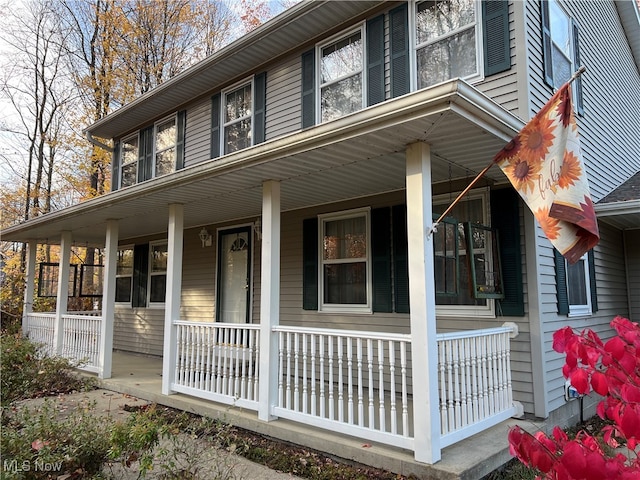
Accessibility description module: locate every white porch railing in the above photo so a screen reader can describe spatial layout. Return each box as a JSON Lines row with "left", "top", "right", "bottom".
{"left": 22, "top": 312, "right": 103, "bottom": 373}
{"left": 171, "top": 321, "right": 260, "bottom": 410}
{"left": 272, "top": 326, "right": 415, "bottom": 450}
{"left": 437, "top": 326, "right": 519, "bottom": 448}
{"left": 22, "top": 312, "right": 56, "bottom": 357}
{"left": 61, "top": 314, "right": 102, "bottom": 373}
{"left": 270, "top": 324, "right": 518, "bottom": 451}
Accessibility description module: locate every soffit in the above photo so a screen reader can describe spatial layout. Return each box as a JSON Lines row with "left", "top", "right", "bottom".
{"left": 2, "top": 80, "right": 524, "bottom": 246}
{"left": 87, "top": 0, "right": 387, "bottom": 139}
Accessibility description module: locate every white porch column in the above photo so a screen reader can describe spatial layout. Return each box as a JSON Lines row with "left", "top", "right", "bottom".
{"left": 258, "top": 180, "right": 281, "bottom": 421}
{"left": 54, "top": 231, "right": 72, "bottom": 355}
{"left": 99, "top": 220, "right": 118, "bottom": 379}
{"left": 162, "top": 203, "right": 184, "bottom": 395}
{"left": 405, "top": 142, "right": 441, "bottom": 464}
{"left": 22, "top": 240, "right": 37, "bottom": 331}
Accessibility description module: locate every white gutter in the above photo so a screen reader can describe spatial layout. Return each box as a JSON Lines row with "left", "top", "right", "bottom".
{"left": 85, "top": 131, "right": 114, "bottom": 153}
{"left": 595, "top": 199, "right": 640, "bottom": 216}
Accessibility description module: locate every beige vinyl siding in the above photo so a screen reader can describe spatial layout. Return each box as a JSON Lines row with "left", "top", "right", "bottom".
{"left": 183, "top": 100, "right": 212, "bottom": 168}
{"left": 114, "top": 307, "right": 164, "bottom": 356}
{"left": 475, "top": 0, "right": 520, "bottom": 115}
{"left": 265, "top": 55, "right": 302, "bottom": 141}
{"left": 626, "top": 230, "right": 640, "bottom": 323}
{"left": 542, "top": 223, "right": 629, "bottom": 412}
{"left": 524, "top": 0, "right": 640, "bottom": 414}
{"left": 180, "top": 227, "right": 216, "bottom": 321}
{"left": 525, "top": 0, "right": 640, "bottom": 201}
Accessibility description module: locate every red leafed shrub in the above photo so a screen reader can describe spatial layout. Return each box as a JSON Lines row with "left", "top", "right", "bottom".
{"left": 508, "top": 316, "right": 640, "bottom": 479}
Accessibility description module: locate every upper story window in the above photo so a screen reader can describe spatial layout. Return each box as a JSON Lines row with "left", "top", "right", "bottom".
{"left": 319, "top": 28, "right": 364, "bottom": 123}
{"left": 115, "top": 246, "right": 134, "bottom": 303}
{"left": 154, "top": 116, "right": 177, "bottom": 177}
{"left": 149, "top": 242, "right": 167, "bottom": 304}
{"left": 120, "top": 134, "right": 139, "bottom": 188}
{"left": 319, "top": 208, "right": 371, "bottom": 313}
{"left": 223, "top": 81, "right": 253, "bottom": 154}
{"left": 116, "top": 113, "right": 180, "bottom": 190}
{"left": 542, "top": 0, "right": 583, "bottom": 112}
{"left": 415, "top": 0, "right": 480, "bottom": 89}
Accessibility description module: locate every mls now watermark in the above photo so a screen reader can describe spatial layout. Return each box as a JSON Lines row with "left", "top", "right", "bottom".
{"left": 3, "top": 459, "right": 64, "bottom": 474}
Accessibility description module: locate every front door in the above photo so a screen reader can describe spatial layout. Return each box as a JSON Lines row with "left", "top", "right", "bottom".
{"left": 216, "top": 226, "right": 251, "bottom": 323}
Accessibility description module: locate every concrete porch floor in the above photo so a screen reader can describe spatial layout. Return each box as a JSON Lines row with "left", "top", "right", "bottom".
{"left": 93, "top": 351, "right": 542, "bottom": 480}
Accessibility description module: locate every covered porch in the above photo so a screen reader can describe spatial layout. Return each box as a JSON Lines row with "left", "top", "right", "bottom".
{"left": 10, "top": 80, "right": 527, "bottom": 465}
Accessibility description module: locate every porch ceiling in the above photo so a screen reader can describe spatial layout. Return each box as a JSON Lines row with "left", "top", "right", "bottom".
{"left": 1, "top": 80, "right": 524, "bottom": 247}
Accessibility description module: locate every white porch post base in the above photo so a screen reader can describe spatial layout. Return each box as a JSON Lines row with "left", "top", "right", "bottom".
{"left": 258, "top": 180, "right": 281, "bottom": 421}
{"left": 54, "top": 231, "right": 72, "bottom": 355}
{"left": 162, "top": 204, "right": 184, "bottom": 395}
{"left": 406, "top": 142, "right": 441, "bottom": 464}
{"left": 99, "top": 220, "right": 118, "bottom": 379}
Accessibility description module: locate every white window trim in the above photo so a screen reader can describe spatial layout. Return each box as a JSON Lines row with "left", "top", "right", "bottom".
{"left": 119, "top": 132, "right": 139, "bottom": 189}
{"left": 316, "top": 24, "right": 367, "bottom": 124}
{"left": 148, "top": 240, "right": 168, "bottom": 307}
{"left": 318, "top": 208, "right": 372, "bottom": 314}
{"left": 432, "top": 190, "right": 495, "bottom": 318}
{"left": 410, "top": 0, "right": 484, "bottom": 92}
{"left": 548, "top": 0, "right": 580, "bottom": 104}
{"left": 115, "top": 245, "right": 134, "bottom": 304}
{"left": 152, "top": 114, "right": 178, "bottom": 178}
{"left": 567, "top": 252, "right": 592, "bottom": 317}
{"left": 221, "top": 77, "right": 255, "bottom": 155}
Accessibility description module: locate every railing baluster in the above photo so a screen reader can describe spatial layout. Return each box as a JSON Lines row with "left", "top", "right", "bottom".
{"left": 337, "top": 336, "right": 344, "bottom": 423}
{"left": 377, "top": 339, "right": 385, "bottom": 432}
{"left": 347, "top": 336, "right": 354, "bottom": 424}
{"left": 389, "top": 340, "right": 397, "bottom": 435}
{"left": 328, "top": 336, "right": 334, "bottom": 421}
{"left": 400, "top": 341, "right": 408, "bottom": 436}
{"left": 310, "top": 334, "right": 316, "bottom": 416}
{"left": 319, "top": 335, "right": 325, "bottom": 418}
{"left": 357, "top": 337, "right": 364, "bottom": 427}
{"left": 367, "top": 338, "right": 374, "bottom": 430}
{"left": 294, "top": 332, "right": 300, "bottom": 412}
{"left": 453, "top": 338, "right": 461, "bottom": 429}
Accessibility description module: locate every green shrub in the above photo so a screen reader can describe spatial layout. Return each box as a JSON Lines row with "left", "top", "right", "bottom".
{"left": 1, "top": 399, "right": 113, "bottom": 478}
{"left": 0, "top": 332, "right": 95, "bottom": 407}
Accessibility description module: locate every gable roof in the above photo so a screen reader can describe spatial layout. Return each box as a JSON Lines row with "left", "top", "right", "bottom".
{"left": 86, "top": 0, "right": 387, "bottom": 140}
{"left": 595, "top": 170, "right": 640, "bottom": 230}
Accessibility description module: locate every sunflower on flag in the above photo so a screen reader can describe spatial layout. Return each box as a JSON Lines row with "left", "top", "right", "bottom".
{"left": 492, "top": 80, "right": 599, "bottom": 264}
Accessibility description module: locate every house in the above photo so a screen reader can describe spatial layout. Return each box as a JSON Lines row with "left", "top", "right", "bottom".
{"left": 2, "top": 0, "right": 639, "bottom": 476}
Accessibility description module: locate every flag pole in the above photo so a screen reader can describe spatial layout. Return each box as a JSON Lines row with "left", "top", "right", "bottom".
{"left": 427, "top": 66, "right": 586, "bottom": 237}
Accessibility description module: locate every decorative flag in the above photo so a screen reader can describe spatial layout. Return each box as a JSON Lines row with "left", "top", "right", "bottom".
{"left": 493, "top": 83, "right": 599, "bottom": 264}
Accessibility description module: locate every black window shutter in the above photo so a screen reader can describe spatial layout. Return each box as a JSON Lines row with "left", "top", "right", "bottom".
{"left": 138, "top": 126, "right": 153, "bottom": 182}
{"left": 554, "top": 248, "right": 570, "bottom": 315}
{"left": 254, "top": 72, "right": 267, "bottom": 144}
{"left": 301, "top": 49, "right": 316, "bottom": 129}
{"left": 392, "top": 204, "right": 410, "bottom": 314}
{"left": 132, "top": 243, "right": 149, "bottom": 308}
{"left": 541, "top": 0, "right": 554, "bottom": 88}
{"left": 367, "top": 15, "right": 385, "bottom": 106}
{"left": 111, "top": 140, "right": 120, "bottom": 191}
{"left": 210, "top": 93, "right": 221, "bottom": 159}
{"left": 371, "top": 207, "right": 392, "bottom": 312}
{"left": 482, "top": 0, "right": 511, "bottom": 76}
{"left": 302, "top": 217, "right": 318, "bottom": 310}
{"left": 176, "top": 110, "right": 186, "bottom": 170}
{"left": 572, "top": 22, "right": 584, "bottom": 115}
{"left": 389, "top": 4, "right": 409, "bottom": 98}
{"left": 491, "top": 189, "right": 525, "bottom": 316}
{"left": 588, "top": 249, "right": 598, "bottom": 312}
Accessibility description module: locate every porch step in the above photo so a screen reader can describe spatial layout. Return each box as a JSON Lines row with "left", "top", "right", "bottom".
{"left": 96, "top": 373, "right": 526, "bottom": 480}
